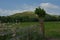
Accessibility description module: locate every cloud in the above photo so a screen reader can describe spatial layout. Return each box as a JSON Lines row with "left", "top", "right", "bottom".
{"left": 0, "top": 4, "right": 36, "bottom": 16}
{"left": 0, "top": 9, "right": 20, "bottom": 16}
{"left": 40, "top": 3, "right": 60, "bottom": 15}
{"left": 21, "top": 4, "right": 35, "bottom": 11}
{"left": 0, "top": 3, "right": 60, "bottom": 16}
{"left": 40, "top": 3, "right": 59, "bottom": 9}
{"left": 0, "top": 9, "right": 29, "bottom": 16}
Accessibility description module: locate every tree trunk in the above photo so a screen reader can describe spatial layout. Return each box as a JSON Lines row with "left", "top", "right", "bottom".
{"left": 39, "top": 18, "right": 45, "bottom": 39}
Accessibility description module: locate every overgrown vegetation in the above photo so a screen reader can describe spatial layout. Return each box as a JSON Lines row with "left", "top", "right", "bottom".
{"left": 0, "top": 22, "right": 60, "bottom": 40}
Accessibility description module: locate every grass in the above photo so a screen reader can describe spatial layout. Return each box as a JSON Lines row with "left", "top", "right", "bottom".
{"left": 45, "top": 22, "right": 60, "bottom": 38}
{"left": 17, "top": 22, "right": 60, "bottom": 38}
{"left": 0, "top": 22, "right": 60, "bottom": 40}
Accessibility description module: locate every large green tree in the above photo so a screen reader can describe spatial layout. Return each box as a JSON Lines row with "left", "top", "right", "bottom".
{"left": 35, "top": 7, "right": 46, "bottom": 39}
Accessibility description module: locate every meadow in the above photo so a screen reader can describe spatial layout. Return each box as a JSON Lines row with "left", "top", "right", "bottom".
{"left": 0, "top": 22, "right": 60, "bottom": 40}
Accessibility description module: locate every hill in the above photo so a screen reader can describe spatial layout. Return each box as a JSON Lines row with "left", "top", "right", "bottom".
{"left": 10, "top": 11, "right": 38, "bottom": 18}
{"left": 0, "top": 11, "right": 60, "bottom": 23}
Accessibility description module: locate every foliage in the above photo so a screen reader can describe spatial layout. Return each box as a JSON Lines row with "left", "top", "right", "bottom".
{"left": 0, "top": 22, "right": 60, "bottom": 40}
{"left": 0, "top": 23, "right": 43, "bottom": 40}
{"left": 35, "top": 7, "right": 46, "bottom": 17}
{"left": 0, "top": 11, "right": 60, "bottom": 23}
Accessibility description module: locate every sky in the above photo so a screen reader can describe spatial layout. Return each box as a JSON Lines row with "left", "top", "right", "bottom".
{"left": 0, "top": 0, "right": 60, "bottom": 16}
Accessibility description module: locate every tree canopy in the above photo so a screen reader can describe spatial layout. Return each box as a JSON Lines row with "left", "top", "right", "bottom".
{"left": 35, "top": 7, "right": 46, "bottom": 17}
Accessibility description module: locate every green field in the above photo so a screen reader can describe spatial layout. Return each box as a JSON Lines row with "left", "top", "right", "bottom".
{"left": 5, "top": 22, "right": 60, "bottom": 37}
{"left": 0, "top": 22, "right": 60, "bottom": 40}
{"left": 19, "top": 22, "right": 60, "bottom": 38}
{"left": 44, "top": 22, "right": 60, "bottom": 38}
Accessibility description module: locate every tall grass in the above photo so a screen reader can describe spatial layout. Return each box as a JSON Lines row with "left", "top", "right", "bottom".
{"left": 0, "top": 22, "right": 44, "bottom": 40}
{"left": 0, "top": 22, "right": 60, "bottom": 40}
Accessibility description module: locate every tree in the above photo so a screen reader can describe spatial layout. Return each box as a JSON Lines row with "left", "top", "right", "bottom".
{"left": 35, "top": 7, "right": 46, "bottom": 39}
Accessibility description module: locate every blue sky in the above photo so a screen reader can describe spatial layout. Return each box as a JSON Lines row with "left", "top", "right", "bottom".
{"left": 0, "top": 0, "right": 60, "bottom": 16}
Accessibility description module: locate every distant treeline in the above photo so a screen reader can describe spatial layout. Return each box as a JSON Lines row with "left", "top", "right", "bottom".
{"left": 0, "top": 12, "right": 60, "bottom": 23}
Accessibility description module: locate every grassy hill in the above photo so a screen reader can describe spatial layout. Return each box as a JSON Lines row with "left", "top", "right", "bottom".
{"left": 0, "top": 11, "right": 60, "bottom": 23}
{"left": 10, "top": 11, "right": 38, "bottom": 18}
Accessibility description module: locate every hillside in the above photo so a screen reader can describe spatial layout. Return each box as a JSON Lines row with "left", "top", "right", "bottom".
{"left": 10, "top": 11, "right": 38, "bottom": 18}
{"left": 0, "top": 11, "right": 60, "bottom": 23}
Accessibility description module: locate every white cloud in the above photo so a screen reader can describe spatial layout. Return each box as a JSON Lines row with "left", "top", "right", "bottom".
{"left": 40, "top": 3, "right": 59, "bottom": 9}
{"left": 0, "top": 3, "right": 60, "bottom": 16}
{"left": 40, "top": 3, "right": 60, "bottom": 15}
{"left": 0, "top": 9, "right": 29, "bottom": 16}
{"left": 0, "top": 9, "right": 21, "bottom": 16}
{"left": 0, "top": 4, "right": 36, "bottom": 16}
{"left": 21, "top": 4, "right": 36, "bottom": 11}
